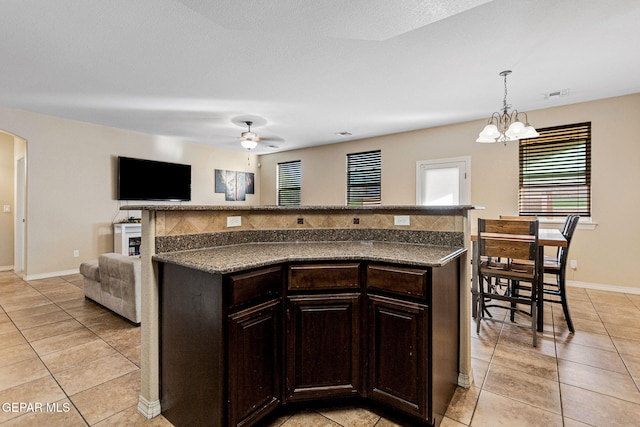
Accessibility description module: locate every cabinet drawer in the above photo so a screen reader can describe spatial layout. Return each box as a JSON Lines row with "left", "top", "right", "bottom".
{"left": 288, "top": 263, "right": 360, "bottom": 291}
{"left": 367, "top": 264, "right": 429, "bottom": 299}
{"left": 228, "top": 266, "right": 282, "bottom": 308}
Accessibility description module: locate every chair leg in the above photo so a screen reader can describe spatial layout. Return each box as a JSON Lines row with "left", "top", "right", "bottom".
{"left": 531, "top": 298, "right": 537, "bottom": 347}
{"left": 476, "top": 298, "right": 482, "bottom": 334}
{"left": 510, "top": 280, "right": 518, "bottom": 322}
{"left": 483, "top": 303, "right": 493, "bottom": 318}
{"left": 482, "top": 276, "right": 493, "bottom": 318}
{"left": 558, "top": 272, "right": 575, "bottom": 333}
{"left": 477, "top": 279, "right": 485, "bottom": 334}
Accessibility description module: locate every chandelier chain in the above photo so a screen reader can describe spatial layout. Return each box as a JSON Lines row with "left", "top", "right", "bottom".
{"left": 502, "top": 71, "right": 510, "bottom": 113}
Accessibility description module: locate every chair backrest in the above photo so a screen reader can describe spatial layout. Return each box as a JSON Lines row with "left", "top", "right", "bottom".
{"left": 478, "top": 219, "right": 539, "bottom": 262}
{"left": 558, "top": 215, "right": 580, "bottom": 267}
{"left": 499, "top": 215, "right": 538, "bottom": 221}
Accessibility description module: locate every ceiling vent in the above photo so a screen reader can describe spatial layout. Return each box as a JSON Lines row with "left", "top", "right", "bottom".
{"left": 544, "top": 89, "right": 570, "bottom": 100}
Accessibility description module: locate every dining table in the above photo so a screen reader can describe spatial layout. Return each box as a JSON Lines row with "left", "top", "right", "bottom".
{"left": 471, "top": 227, "right": 567, "bottom": 332}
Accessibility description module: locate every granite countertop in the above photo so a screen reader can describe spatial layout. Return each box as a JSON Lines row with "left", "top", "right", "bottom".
{"left": 153, "top": 241, "right": 466, "bottom": 274}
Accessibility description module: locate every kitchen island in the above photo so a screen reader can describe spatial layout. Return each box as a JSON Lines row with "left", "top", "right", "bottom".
{"left": 128, "top": 205, "right": 474, "bottom": 427}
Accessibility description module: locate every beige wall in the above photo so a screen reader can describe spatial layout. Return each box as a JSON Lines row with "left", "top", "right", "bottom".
{"left": 2, "top": 93, "right": 638, "bottom": 288}
{"left": 0, "top": 107, "right": 260, "bottom": 278}
{"left": 259, "top": 94, "right": 640, "bottom": 291}
{"left": 0, "top": 131, "right": 14, "bottom": 268}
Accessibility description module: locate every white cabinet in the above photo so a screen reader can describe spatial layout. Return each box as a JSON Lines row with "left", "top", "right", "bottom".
{"left": 114, "top": 223, "right": 142, "bottom": 256}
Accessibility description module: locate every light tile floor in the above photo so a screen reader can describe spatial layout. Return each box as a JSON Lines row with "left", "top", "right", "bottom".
{"left": 1, "top": 270, "right": 639, "bottom": 426}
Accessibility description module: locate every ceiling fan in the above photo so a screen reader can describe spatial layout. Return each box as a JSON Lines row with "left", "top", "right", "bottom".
{"left": 232, "top": 119, "right": 285, "bottom": 165}
{"left": 235, "top": 119, "right": 285, "bottom": 151}
{"left": 240, "top": 121, "right": 259, "bottom": 150}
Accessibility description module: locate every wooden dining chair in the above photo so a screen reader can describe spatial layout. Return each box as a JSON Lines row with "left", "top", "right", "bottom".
{"left": 481, "top": 215, "right": 539, "bottom": 305}
{"left": 488, "top": 215, "right": 538, "bottom": 290}
{"left": 476, "top": 218, "right": 541, "bottom": 346}
{"left": 543, "top": 215, "right": 580, "bottom": 333}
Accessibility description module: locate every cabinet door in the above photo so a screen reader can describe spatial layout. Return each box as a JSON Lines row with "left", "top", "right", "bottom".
{"left": 228, "top": 299, "right": 281, "bottom": 427}
{"left": 286, "top": 293, "right": 361, "bottom": 401}
{"left": 368, "top": 294, "right": 430, "bottom": 422}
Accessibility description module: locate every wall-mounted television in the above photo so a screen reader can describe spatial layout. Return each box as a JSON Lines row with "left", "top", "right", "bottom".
{"left": 117, "top": 156, "right": 191, "bottom": 201}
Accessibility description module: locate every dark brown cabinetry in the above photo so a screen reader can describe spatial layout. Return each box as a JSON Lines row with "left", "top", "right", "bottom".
{"left": 159, "top": 258, "right": 459, "bottom": 427}
{"left": 366, "top": 261, "right": 461, "bottom": 426}
{"left": 286, "top": 263, "right": 361, "bottom": 401}
{"left": 368, "top": 294, "right": 429, "bottom": 419}
{"left": 160, "top": 264, "right": 282, "bottom": 427}
{"left": 160, "top": 264, "right": 225, "bottom": 426}
{"left": 227, "top": 267, "right": 283, "bottom": 427}
{"left": 228, "top": 299, "right": 281, "bottom": 427}
{"left": 286, "top": 293, "right": 361, "bottom": 401}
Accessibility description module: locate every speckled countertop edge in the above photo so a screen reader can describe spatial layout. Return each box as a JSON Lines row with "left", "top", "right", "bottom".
{"left": 153, "top": 241, "right": 466, "bottom": 275}
{"left": 121, "top": 204, "right": 475, "bottom": 214}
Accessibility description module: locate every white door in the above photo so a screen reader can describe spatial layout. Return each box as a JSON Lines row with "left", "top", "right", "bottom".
{"left": 416, "top": 157, "right": 470, "bottom": 206}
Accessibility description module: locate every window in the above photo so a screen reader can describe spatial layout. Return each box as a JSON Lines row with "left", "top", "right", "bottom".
{"left": 346, "top": 150, "right": 381, "bottom": 205}
{"left": 277, "top": 160, "right": 301, "bottom": 206}
{"left": 416, "top": 157, "right": 470, "bottom": 206}
{"left": 519, "top": 122, "right": 591, "bottom": 217}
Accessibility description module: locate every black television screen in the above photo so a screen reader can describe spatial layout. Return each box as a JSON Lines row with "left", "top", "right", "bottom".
{"left": 117, "top": 156, "right": 191, "bottom": 201}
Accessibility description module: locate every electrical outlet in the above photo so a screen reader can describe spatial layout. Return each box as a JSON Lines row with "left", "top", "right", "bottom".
{"left": 570, "top": 259, "right": 577, "bottom": 269}
{"left": 226, "top": 216, "right": 242, "bottom": 227}
{"left": 73, "top": 250, "right": 80, "bottom": 257}
{"left": 394, "top": 215, "right": 410, "bottom": 226}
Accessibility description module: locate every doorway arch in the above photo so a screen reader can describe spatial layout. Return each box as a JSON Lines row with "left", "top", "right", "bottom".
{"left": 0, "top": 129, "right": 27, "bottom": 277}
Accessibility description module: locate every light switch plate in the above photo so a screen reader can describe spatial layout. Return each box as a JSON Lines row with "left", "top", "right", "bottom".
{"left": 227, "top": 216, "right": 242, "bottom": 227}
{"left": 3, "top": 205, "right": 10, "bottom": 213}
{"left": 394, "top": 215, "right": 410, "bottom": 226}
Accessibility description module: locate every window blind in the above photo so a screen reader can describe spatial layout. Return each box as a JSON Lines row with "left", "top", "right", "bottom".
{"left": 277, "top": 160, "right": 301, "bottom": 206}
{"left": 347, "top": 150, "right": 381, "bottom": 205}
{"left": 519, "top": 122, "right": 591, "bottom": 217}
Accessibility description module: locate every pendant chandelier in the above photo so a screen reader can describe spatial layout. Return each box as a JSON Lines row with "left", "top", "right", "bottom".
{"left": 476, "top": 70, "right": 539, "bottom": 144}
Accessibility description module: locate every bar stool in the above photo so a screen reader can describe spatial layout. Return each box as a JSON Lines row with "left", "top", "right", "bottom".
{"left": 543, "top": 215, "right": 580, "bottom": 333}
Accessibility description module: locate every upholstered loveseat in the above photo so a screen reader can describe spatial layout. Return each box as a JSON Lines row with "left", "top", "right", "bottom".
{"left": 79, "top": 253, "right": 141, "bottom": 325}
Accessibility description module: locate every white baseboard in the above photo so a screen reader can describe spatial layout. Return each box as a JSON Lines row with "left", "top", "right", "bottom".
{"left": 25, "top": 268, "right": 80, "bottom": 281}
{"left": 568, "top": 280, "right": 640, "bottom": 295}
{"left": 137, "top": 395, "right": 161, "bottom": 419}
{"left": 0, "top": 265, "right": 14, "bottom": 272}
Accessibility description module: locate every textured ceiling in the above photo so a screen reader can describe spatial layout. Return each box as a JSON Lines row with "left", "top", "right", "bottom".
{"left": 1, "top": 0, "right": 639, "bottom": 153}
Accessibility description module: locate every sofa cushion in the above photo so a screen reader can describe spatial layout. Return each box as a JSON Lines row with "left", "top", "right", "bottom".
{"left": 96, "top": 253, "right": 142, "bottom": 324}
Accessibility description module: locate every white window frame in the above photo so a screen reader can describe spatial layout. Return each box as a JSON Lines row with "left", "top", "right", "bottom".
{"left": 416, "top": 156, "right": 471, "bottom": 206}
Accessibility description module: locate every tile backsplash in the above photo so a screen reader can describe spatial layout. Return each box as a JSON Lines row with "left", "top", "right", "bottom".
{"left": 155, "top": 210, "right": 463, "bottom": 237}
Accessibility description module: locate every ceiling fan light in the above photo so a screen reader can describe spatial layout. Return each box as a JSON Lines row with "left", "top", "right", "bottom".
{"left": 240, "top": 139, "right": 258, "bottom": 150}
